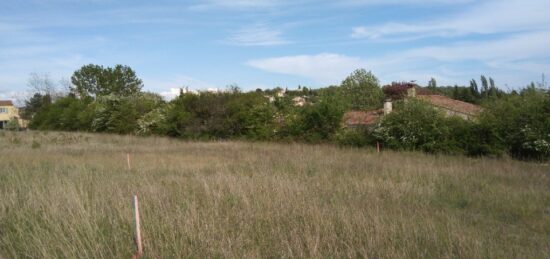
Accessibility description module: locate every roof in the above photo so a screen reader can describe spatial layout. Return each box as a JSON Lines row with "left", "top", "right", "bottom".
{"left": 0, "top": 100, "right": 14, "bottom": 106}
{"left": 417, "top": 95, "right": 482, "bottom": 116}
{"left": 343, "top": 109, "right": 383, "bottom": 126}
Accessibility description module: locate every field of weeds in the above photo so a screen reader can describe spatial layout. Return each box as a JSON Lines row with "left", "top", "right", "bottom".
{"left": 0, "top": 131, "right": 549, "bottom": 258}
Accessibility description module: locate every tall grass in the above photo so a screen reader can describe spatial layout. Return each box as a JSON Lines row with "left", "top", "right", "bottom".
{"left": 1, "top": 131, "right": 549, "bottom": 258}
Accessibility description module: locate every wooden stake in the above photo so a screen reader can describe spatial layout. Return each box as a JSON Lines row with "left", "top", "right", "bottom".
{"left": 133, "top": 195, "right": 143, "bottom": 258}
{"left": 127, "top": 153, "right": 131, "bottom": 170}
{"left": 377, "top": 142, "right": 380, "bottom": 153}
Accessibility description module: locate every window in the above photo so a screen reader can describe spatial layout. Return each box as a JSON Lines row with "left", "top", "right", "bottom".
{"left": 0, "top": 108, "right": 8, "bottom": 113}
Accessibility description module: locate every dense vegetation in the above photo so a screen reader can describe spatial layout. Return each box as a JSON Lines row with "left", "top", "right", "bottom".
{"left": 19, "top": 64, "right": 550, "bottom": 161}
{"left": 1, "top": 132, "right": 549, "bottom": 258}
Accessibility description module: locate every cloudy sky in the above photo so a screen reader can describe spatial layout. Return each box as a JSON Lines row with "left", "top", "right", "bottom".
{"left": 1, "top": 0, "right": 549, "bottom": 99}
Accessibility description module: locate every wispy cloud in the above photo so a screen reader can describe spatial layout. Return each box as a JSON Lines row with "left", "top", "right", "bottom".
{"left": 189, "top": 0, "right": 282, "bottom": 10}
{"left": 248, "top": 30, "right": 550, "bottom": 86}
{"left": 247, "top": 53, "right": 367, "bottom": 84}
{"left": 351, "top": 0, "right": 550, "bottom": 40}
{"left": 143, "top": 75, "right": 218, "bottom": 99}
{"left": 227, "top": 24, "right": 290, "bottom": 46}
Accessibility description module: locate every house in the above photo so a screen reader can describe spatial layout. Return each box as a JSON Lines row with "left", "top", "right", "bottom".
{"left": 343, "top": 84, "right": 482, "bottom": 127}
{"left": 343, "top": 109, "right": 384, "bottom": 128}
{"left": 416, "top": 95, "right": 482, "bottom": 120}
{"left": 0, "top": 100, "right": 26, "bottom": 129}
{"left": 389, "top": 83, "right": 482, "bottom": 120}
{"left": 292, "top": 96, "right": 307, "bottom": 107}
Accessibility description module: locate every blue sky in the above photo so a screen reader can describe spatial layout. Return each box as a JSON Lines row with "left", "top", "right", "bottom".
{"left": 1, "top": 0, "right": 549, "bottom": 100}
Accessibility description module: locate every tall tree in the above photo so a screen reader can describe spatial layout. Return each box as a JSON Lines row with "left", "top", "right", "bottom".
{"left": 339, "top": 69, "right": 383, "bottom": 110}
{"left": 488, "top": 77, "right": 497, "bottom": 97}
{"left": 428, "top": 78, "right": 437, "bottom": 90}
{"left": 71, "top": 64, "right": 143, "bottom": 98}
{"left": 469, "top": 79, "right": 478, "bottom": 96}
{"left": 480, "top": 75, "right": 489, "bottom": 97}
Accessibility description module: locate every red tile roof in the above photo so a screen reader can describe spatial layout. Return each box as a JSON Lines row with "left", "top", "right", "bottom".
{"left": 0, "top": 100, "right": 14, "bottom": 106}
{"left": 417, "top": 95, "right": 482, "bottom": 116}
{"left": 343, "top": 109, "right": 383, "bottom": 126}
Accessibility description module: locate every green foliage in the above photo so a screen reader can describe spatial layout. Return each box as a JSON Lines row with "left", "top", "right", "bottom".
{"left": 333, "top": 127, "right": 371, "bottom": 147}
{"left": 479, "top": 88, "right": 550, "bottom": 160}
{"left": 5, "top": 118, "right": 21, "bottom": 131}
{"left": 23, "top": 66, "right": 549, "bottom": 161}
{"left": 373, "top": 100, "right": 461, "bottom": 153}
{"left": 283, "top": 95, "right": 345, "bottom": 143}
{"left": 21, "top": 93, "right": 52, "bottom": 120}
{"left": 339, "top": 69, "right": 383, "bottom": 110}
{"left": 71, "top": 64, "right": 143, "bottom": 98}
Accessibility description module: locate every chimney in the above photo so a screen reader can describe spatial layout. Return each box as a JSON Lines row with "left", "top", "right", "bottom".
{"left": 407, "top": 86, "right": 416, "bottom": 98}
{"left": 384, "top": 100, "right": 393, "bottom": 115}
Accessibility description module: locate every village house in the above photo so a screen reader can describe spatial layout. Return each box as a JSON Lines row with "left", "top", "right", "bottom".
{"left": 292, "top": 96, "right": 307, "bottom": 107}
{"left": 0, "top": 100, "right": 26, "bottom": 130}
{"left": 343, "top": 85, "right": 482, "bottom": 127}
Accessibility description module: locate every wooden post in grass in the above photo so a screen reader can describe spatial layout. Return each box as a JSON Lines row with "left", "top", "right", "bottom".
{"left": 377, "top": 142, "right": 380, "bottom": 153}
{"left": 133, "top": 195, "right": 143, "bottom": 258}
{"left": 127, "top": 153, "right": 131, "bottom": 170}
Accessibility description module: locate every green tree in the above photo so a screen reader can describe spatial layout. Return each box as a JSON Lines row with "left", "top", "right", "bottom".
{"left": 340, "top": 69, "right": 383, "bottom": 110}
{"left": 22, "top": 93, "right": 52, "bottom": 120}
{"left": 71, "top": 64, "right": 143, "bottom": 98}
{"left": 480, "top": 88, "right": 550, "bottom": 160}
{"left": 480, "top": 75, "right": 489, "bottom": 97}
{"left": 428, "top": 78, "right": 437, "bottom": 91}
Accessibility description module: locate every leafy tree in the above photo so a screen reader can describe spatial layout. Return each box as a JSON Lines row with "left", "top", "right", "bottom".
{"left": 5, "top": 118, "right": 20, "bottom": 131}
{"left": 340, "top": 69, "right": 383, "bottom": 110}
{"left": 373, "top": 100, "right": 462, "bottom": 154}
{"left": 480, "top": 87, "right": 550, "bottom": 160}
{"left": 71, "top": 64, "right": 143, "bottom": 98}
{"left": 480, "top": 75, "right": 489, "bottom": 97}
{"left": 428, "top": 78, "right": 437, "bottom": 91}
{"left": 469, "top": 79, "right": 479, "bottom": 97}
{"left": 22, "top": 93, "right": 52, "bottom": 120}
{"left": 283, "top": 94, "right": 345, "bottom": 142}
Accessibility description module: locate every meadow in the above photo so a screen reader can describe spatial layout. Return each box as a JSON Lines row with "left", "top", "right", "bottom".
{"left": 0, "top": 131, "right": 549, "bottom": 258}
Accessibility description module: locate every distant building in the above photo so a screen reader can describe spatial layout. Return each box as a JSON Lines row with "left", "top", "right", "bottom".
{"left": 343, "top": 109, "right": 384, "bottom": 128}
{"left": 343, "top": 85, "right": 482, "bottom": 127}
{"left": 0, "top": 100, "right": 27, "bottom": 129}
{"left": 292, "top": 96, "right": 307, "bottom": 107}
{"left": 416, "top": 95, "right": 482, "bottom": 120}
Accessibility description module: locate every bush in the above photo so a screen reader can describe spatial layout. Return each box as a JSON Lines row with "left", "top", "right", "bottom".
{"left": 5, "top": 118, "right": 20, "bottom": 131}
{"left": 479, "top": 88, "right": 550, "bottom": 160}
{"left": 372, "top": 100, "right": 463, "bottom": 154}
{"left": 333, "top": 127, "right": 372, "bottom": 147}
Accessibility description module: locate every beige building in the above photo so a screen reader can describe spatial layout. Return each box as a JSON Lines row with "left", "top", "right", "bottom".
{"left": 0, "top": 100, "right": 26, "bottom": 129}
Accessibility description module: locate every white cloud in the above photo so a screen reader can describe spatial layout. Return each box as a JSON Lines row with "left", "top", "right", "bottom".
{"left": 248, "top": 29, "right": 550, "bottom": 87}
{"left": 143, "top": 75, "right": 218, "bottom": 100}
{"left": 227, "top": 24, "right": 290, "bottom": 46}
{"left": 351, "top": 0, "right": 550, "bottom": 40}
{"left": 189, "top": 0, "right": 281, "bottom": 10}
{"left": 247, "top": 53, "right": 367, "bottom": 84}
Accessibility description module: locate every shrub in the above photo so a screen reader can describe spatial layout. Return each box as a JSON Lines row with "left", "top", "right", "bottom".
{"left": 372, "top": 100, "right": 462, "bottom": 154}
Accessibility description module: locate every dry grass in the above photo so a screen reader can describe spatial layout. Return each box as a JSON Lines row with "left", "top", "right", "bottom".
{"left": 0, "top": 131, "right": 549, "bottom": 258}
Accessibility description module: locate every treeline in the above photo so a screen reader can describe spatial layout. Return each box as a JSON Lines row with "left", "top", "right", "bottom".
{"left": 21, "top": 64, "right": 550, "bottom": 161}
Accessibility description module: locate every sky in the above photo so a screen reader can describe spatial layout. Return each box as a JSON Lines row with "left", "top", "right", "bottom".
{"left": 1, "top": 0, "right": 549, "bottom": 100}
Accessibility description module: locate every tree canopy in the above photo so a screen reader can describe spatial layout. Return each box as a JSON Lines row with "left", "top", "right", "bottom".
{"left": 71, "top": 64, "right": 143, "bottom": 98}
{"left": 339, "top": 69, "right": 383, "bottom": 110}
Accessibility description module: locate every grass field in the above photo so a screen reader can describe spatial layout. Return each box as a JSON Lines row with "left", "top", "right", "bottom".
{"left": 0, "top": 131, "right": 549, "bottom": 258}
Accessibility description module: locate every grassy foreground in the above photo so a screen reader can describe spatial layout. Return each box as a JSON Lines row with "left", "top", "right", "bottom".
{"left": 0, "top": 131, "right": 549, "bottom": 258}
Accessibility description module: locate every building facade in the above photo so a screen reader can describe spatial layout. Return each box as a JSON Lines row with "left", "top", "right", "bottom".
{"left": 0, "top": 100, "right": 25, "bottom": 129}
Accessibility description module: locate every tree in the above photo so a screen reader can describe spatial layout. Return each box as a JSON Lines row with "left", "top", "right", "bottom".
{"left": 480, "top": 75, "right": 489, "bottom": 97}
{"left": 21, "top": 93, "right": 52, "bottom": 120}
{"left": 428, "top": 78, "right": 437, "bottom": 91}
{"left": 71, "top": 64, "right": 143, "bottom": 98}
{"left": 28, "top": 73, "right": 56, "bottom": 96}
{"left": 469, "top": 79, "right": 478, "bottom": 96}
{"left": 340, "top": 69, "right": 383, "bottom": 110}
